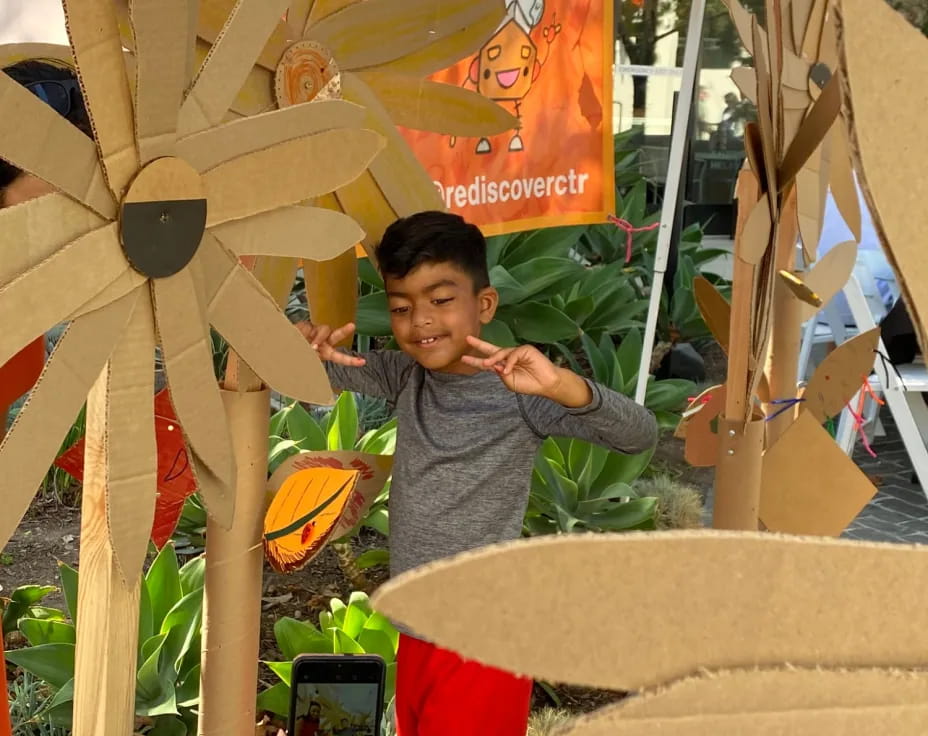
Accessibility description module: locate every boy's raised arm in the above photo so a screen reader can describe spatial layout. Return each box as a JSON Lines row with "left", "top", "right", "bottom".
{"left": 297, "top": 322, "right": 414, "bottom": 403}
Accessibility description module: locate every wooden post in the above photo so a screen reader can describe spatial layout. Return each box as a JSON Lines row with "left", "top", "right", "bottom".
{"left": 72, "top": 369, "right": 140, "bottom": 736}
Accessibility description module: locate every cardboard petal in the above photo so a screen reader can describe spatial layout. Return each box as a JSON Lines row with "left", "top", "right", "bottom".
{"left": 103, "top": 294, "right": 158, "bottom": 584}
{"left": 839, "top": 0, "right": 927, "bottom": 349}
{"left": 802, "top": 327, "right": 879, "bottom": 422}
{"left": 63, "top": 0, "right": 139, "bottom": 199}
{"left": 798, "top": 240, "right": 857, "bottom": 322}
{"left": 67, "top": 268, "right": 148, "bottom": 322}
{"left": 372, "top": 531, "right": 928, "bottom": 692}
{"left": 0, "top": 223, "right": 133, "bottom": 368}
{"left": 778, "top": 73, "right": 841, "bottom": 188}
{"left": 176, "top": 100, "right": 365, "bottom": 173}
{"left": 373, "top": 3, "right": 504, "bottom": 76}
{"left": 226, "top": 59, "right": 277, "bottom": 118}
{"left": 730, "top": 66, "right": 756, "bottom": 105}
{"left": 309, "top": 0, "right": 494, "bottom": 71}
{"left": 341, "top": 72, "right": 444, "bottom": 217}
{"left": 307, "top": 0, "right": 360, "bottom": 27}
{"left": 211, "top": 205, "right": 362, "bottom": 261}
{"left": 0, "top": 73, "right": 116, "bottom": 219}
{"left": 334, "top": 170, "right": 399, "bottom": 254}
{"left": 796, "top": 138, "right": 831, "bottom": 262}
{"left": 204, "top": 240, "right": 335, "bottom": 405}
{"left": 357, "top": 71, "right": 517, "bottom": 137}
{"left": 0, "top": 288, "right": 138, "bottom": 551}
{"left": 129, "top": 0, "right": 191, "bottom": 162}
{"left": 740, "top": 195, "right": 772, "bottom": 264}
{"left": 152, "top": 271, "right": 236, "bottom": 511}
{"left": 179, "top": 0, "right": 292, "bottom": 136}
{"left": 751, "top": 19, "right": 778, "bottom": 200}
{"left": 288, "top": 0, "right": 314, "bottom": 37}
{"left": 197, "top": 0, "right": 291, "bottom": 73}
{"left": 791, "top": 0, "right": 815, "bottom": 53}
{"left": 202, "top": 127, "right": 384, "bottom": 226}
{"left": 760, "top": 412, "right": 876, "bottom": 535}
{"left": 0, "top": 193, "right": 104, "bottom": 288}
{"left": 828, "top": 123, "right": 862, "bottom": 243}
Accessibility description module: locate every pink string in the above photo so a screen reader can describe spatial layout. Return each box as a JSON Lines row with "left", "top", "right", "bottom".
{"left": 846, "top": 377, "right": 885, "bottom": 459}
{"left": 608, "top": 215, "right": 661, "bottom": 263}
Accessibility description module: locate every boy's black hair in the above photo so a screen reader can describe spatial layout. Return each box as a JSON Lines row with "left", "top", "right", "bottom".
{"left": 0, "top": 60, "right": 92, "bottom": 191}
{"left": 375, "top": 211, "right": 490, "bottom": 291}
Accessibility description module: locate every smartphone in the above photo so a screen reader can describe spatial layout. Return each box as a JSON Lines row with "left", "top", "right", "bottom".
{"left": 288, "top": 654, "right": 386, "bottom": 736}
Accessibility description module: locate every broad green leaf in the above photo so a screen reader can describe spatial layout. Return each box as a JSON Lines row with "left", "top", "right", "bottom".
{"left": 265, "top": 661, "right": 294, "bottom": 686}
{"left": 327, "top": 391, "right": 359, "bottom": 451}
{"left": 508, "top": 258, "right": 583, "bottom": 300}
{"left": 355, "top": 548, "right": 390, "bottom": 570}
{"left": 176, "top": 664, "right": 201, "bottom": 709}
{"left": 489, "top": 265, "right": 526, "bottom": 305}
{"left": 645, "top": 379, "right": 697, "bottom": 412}
{"left": 139, "top": 573, "right": 154, "bottom": 653}
{"left": 329, "top": 598, "right": 347, "bottom": 628}
{"left": 580, "top": 332, "right": 609, "bottom": 385}
{"left": 274, "top": 617, "right": 329, "bottom": 661}
{"left": 595, "top": 447, "right": 655, "bottom": 488}
{"left": 356, "top": 291, "right": 392, "bottom": 337}
{"left": 10, "top": 585, "right": 56, "bottom": 606}
{"left": 496, "top": 302, "right": 579, "bottom": 344}
{"left": 136, "top": 685, "right": 178, "bottom": 718}
{"left": 28, "top": 607, "right": 65, "bottom": 622}
{"left": 577, "top": 442, "right": 609, "bottom": 496}
{"left": 347, "top": 591, "right": 373, "bottom": 616}
{"left": 334, "top": 630, "right": 364, "bottom": 654}
{"left": 38, "top": 678, "right": 74, "bottom": 717}
{"left": 136, "top": 633, "right": 169, "bottom": 703}
{"left": 149, "top": 716, "right": 187, "bottom": 736}
{"left": 591, "top": 497, "right": 658, "bottom": 531}
{"left": 286, "top": 403, "right": 326, "bottom": 451}
{"left": 385, "top": 661, "right": 398, "bottom": 703}
{"left": 18, "top": 618, "right": 75, "bottom": 647}
{"left": 357, "top": 628, "right": 395, "bottom": 663}
{"left": 362, "top": 612, "right": 399, "bottom": 653}
{"left": 567, "top": 440, "right": 592, "bottom": 485}
{"left": 319, "top": 611, "right": 334, "bottom": 633}
{"left": 269, "top": 405, "right": 290, "bottom": 440}
{"left": 257, "top": 682, "right": 291, "bottom": 719}
{"left": 161, "top": 588, "right": 204, "bottom": 674}
{"left": 564, "top": 296, "right": 596, "bottom": 325}
{"left": 504, "top": 225, "right": 585, "bottom": 266}
{"left": 357, "top": 257, "right": 383, "bottom": 289}
{"left": 342, "top": 603, "right": 368, "bottom": 640}
{"left": 358, "top": 417, "right": 397, "bottom": 455}
{"left": 479, "top": 319, "right": 517, "bottom": 348}
{"left": 616, "top": 329, "right": 643, "bottom": 386}
{"left": 178, "top": 556, "right": 205, "bottom": 596}
{"left": 362, "top": 507, "right": 389, "bottom": 536}
{"left": 5, "top": 643, "right": 75, "bottom": 690}
{"left": 146, "top": 543, "right": 182, "bottom": 632}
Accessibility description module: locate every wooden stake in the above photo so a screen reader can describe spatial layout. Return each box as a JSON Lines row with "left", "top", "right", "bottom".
{"left": 72, "top": 368, "right": 140, "bottom": 736}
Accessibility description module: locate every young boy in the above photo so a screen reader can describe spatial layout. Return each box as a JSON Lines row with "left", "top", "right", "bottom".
{"left": 299, "top": 211, "right": 658, "bottom": 736}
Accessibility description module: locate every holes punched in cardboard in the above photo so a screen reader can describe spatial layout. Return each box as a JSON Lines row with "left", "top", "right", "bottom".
{"left": 120, "top": 158, "right": 207, "bottom": 279}
{"left": 275, "top": 39, "right": 341, "bottom": 106}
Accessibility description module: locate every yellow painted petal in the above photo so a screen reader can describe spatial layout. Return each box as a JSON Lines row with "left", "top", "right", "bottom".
{"left": 306, "top": 0, "right": 360, "bottom": 28}
{"left": 63, "top": 0, "right": 139, "bottom": 199}
{"left": 0, "top": 288, "right": 139, "bottom": 552}
{"left": 202, "top": 127, "right": 384, "bottom": 226}
{"left": 304, "top": 250, "right": 358, "bottom": 347}
{"left": 333, "top": 172, "right": 399, "bottom": 255}
{"left": 288, "top": 0, "right": 314, "bottom": 38}
{"left": 309, "top": 0, "right": 495, "bottom": 71}
{"left": 358, "top": 70, "right": 517, "bottom": 137}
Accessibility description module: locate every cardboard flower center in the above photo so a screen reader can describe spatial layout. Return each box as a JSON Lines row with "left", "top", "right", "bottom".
{"left": 275, "top": 40, "right": 341, "bottom": 107}
{"left": 119, "top": 157, "right": 208, "bottom": 279}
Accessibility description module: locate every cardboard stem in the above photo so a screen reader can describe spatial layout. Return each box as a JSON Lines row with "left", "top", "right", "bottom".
{"left": 712, "top": 416, "right": 765, "bottom": 530}
{"left": 304, "top": 249, "right": 359, "bottom": 347}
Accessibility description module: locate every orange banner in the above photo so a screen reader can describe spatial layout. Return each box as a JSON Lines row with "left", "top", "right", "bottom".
{"left": 402, "top": 0, "right": 614, "bottom": 236}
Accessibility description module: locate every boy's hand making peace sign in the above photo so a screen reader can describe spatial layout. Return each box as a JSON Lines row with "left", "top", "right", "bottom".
{"left": 463, "top": 335, "right": 594, "bottom": 408}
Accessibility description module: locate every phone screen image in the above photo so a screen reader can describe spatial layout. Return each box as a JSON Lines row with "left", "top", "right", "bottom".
{"left": 293, "top": 682, "right": 380, "bottom": 736}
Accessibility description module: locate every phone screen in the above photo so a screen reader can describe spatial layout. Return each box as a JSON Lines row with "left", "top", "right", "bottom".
{"left": 290, "top": 656, "right": 384, "bottom": 736}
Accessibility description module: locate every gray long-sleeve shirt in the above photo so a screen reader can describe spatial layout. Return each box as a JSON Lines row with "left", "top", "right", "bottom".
{"left": 325, "top": 351, "right": 658, "bottom": 578}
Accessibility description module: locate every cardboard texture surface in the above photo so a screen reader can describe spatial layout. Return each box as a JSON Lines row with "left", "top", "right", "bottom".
{"left": 839, "top": 0, "right": 928, "bottom": 352}
{"left": 304, "top": 250, "right": 359, "bottom": 341}
{"left": 761, "top": 411, "right": 876, "bottom": 535}
{"left": 682, "top": 385, "right": 727, "bottom": 467}
{"left": 199, "top": 389, "right": 270, "bottom": 736}
{"left": 802, "top": 327, "right": 879, "bottom": 422}
{"left": 778, "top": 73, "right": 841, "bottom": 188}
{"left": 712, "top": 417, "right": 764, "bottom": 529}
{"left": 798, "top": 239, "right": 857, "bottom": 322}
{"left": 372, "top": 531, "right": 928, "bottom": 692}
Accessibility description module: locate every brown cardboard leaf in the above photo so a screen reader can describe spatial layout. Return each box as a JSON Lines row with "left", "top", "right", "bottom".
{"left": 0, "top": 289, "right": 138, "bottom": 551}
{"left": 104, "top": 293, "right": 157, "bottom": 584}
{"left": 197, "top": 0, "right": 290, "bottom": 74}
{"left": 562, "top": 704, "right": 928, "bottom": 736}
{"left": 683, "top": 384, "right": 726, "bottom": 467}
{"left": 796, "top": 135, "right": 831, "bottom": 262}
{"left": 609, "top": 666, "right": 928, "bottom": 719}
{"left": 341, "top": 72, "right": 445, "bottom": 217}
{"left": 176, "top": 100, "right": 365, "bottom": 173}
{"left": 723, "top": 0, "right": 757, "bottom": 54}
{"left": 371, "top": 3, "right": 505, "bottom": 77}
{"left": 243, "top": 255, "right": 300, "bottom": 309}
{"left": 791, "top": 0, "right": 815, "bottom": 52}
{"left": 761, "top": 411, "right": 876, "bottom": 535}
{"left": 0, "top": 72, "right": 116, "bottom": 219}
{"left": 742, "top": 123, "right": 768, "bottom": 196}
{"left": 751, "top": 20, "right": 779, "bottom": 200}
{"left": 333, "top": 171, "right": 400, "bottom": 254}
{"left": 310, "top": 0, "right": 495, "bottom": 71}
{"left": 802, "top": 327, "right": 879, "bottom": 422}
{"left": 356, "top": 71, "right": 517, "bottom": 137}
{"left": 801, "top": 0, "right": 828, "bottom": 59}
{"left": 128, "top": 0, "right": 190, "bottom": 163}
{"left": 0, "top": 193, "right": 104, "bottom": 287}
{"left": 781, "top": 48, "right": 811, "bottom": 92}
{"left": 730, "top": 66, "right": 756, "bottom": 104}
{"left": 268, "top": 450, "right": 394, "bottom": 539}
{"left": 152, "top": 271, "right": 236, "bottom": 521}
{"left": 211, "top": 205, "right": 363, "bottom": 261}
{"left": 781, "top": 85, "right": 810, "bottom": 110}
{"left": 372, "top": 530, "right": 928, "bottom": 692}
{"left": 778, "top": 72, "right": 841, "bottom": 188}
{"left": 63, "top": 0, "right": 139, "bottom": 198}
{"left": 828, "top": 123, "right": 862, "bottom": 242}
{"left": 693, "top": 279, "right": 730, "bottom": 352}
{"left": 179, "top": 0, "right": 292, "bottom": 136}
{"left": 202, "top": 128, "right": 384, "bottom": 226}
{"left": 202, "top": 238, "right": 335, "bottom": 405}
{"left": 798, "top": 239, "right": 857, "bottom": 322}
{"left": 740, "top": 195, "right": 772, "bottom": 264}
{"left": 0, "top": 223, "right": 134, "bottom": 367}
{"left": 839, "top": 0, "right": 928, "bottom": 351}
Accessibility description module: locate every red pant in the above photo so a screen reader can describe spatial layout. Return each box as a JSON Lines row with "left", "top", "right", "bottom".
{"left": 395, "top": 634, "right": 532, "bottom": 736}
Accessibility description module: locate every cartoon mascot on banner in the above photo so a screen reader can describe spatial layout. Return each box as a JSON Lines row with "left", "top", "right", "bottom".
{"left": 454, "top": 0, "right": 561, "bottom": 154}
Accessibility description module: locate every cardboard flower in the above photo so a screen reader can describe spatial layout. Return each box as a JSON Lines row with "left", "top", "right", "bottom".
{"left": 0, "top": 0, "right": 384, "bottom": 581}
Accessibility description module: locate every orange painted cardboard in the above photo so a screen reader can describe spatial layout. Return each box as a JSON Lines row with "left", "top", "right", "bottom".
{"left": 839, "top": 0, "right": 928, "bottom": 352}
{"left": 373, "top": 531, "right": 928, "bottom": 692}
{"left": 760, "top": 411, "right": 876, "bottom": 536}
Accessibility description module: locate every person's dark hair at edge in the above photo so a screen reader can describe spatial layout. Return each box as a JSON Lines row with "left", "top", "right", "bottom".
{"left": 375, "top": 211, "right": 490, "bottom": 291}
{"left": 0, "top": 60, "right": 92, "bottom": 191}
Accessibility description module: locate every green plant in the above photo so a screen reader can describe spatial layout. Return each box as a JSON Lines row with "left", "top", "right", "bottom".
{"left": 634, "top": 474, "right": 705, "bottom": 530}
{"left": 171, "top": 494, "right": 208, "bottom": 556}
{"left": 1, "top": 586, "right": 63, "bottom": 642}
{"left": 8, "top": 671, "right": 69, "bottom": 736}
{"left": 527, "top": 708, "right": 572, "bottom": 736}
{"left": 6, "top": 546, "right": 205, "bottom": 734}
{"left": 257, "top": 592, "right": 399, "bottom": 719}
{"left": 524, "top": 437, "right": 658, "bottom": 535}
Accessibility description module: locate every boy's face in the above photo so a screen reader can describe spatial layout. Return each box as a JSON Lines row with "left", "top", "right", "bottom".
{"left": 385, "top": 261, "right": 498, "bottom": 374}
